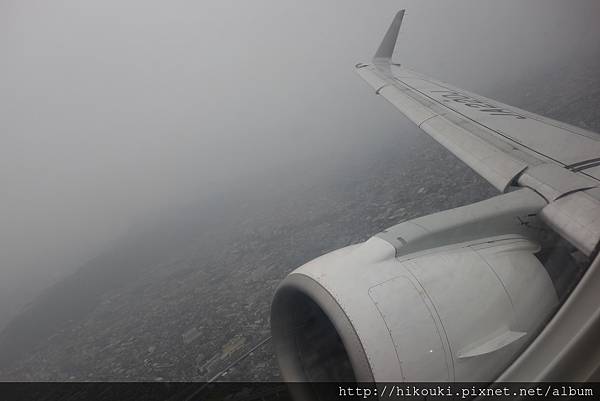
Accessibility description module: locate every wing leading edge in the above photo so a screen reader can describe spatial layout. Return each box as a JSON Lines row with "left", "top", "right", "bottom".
{"left": 356, "top": 10, "right": 600, "bottom": 256}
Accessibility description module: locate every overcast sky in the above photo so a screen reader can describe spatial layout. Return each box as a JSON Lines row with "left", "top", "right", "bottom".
{"left": 1, "top": 0, "right": 599, "bottom": 324}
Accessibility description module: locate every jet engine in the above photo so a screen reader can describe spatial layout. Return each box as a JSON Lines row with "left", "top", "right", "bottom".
{"left": 271, "top": 189, "right": 559, "bottom": 391}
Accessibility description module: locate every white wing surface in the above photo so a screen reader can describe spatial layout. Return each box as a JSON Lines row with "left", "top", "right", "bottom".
{"left": 357, "top": 10, "right": 600, "bottom": 256}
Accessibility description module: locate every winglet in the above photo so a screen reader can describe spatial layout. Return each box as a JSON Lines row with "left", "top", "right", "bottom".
{"left": 373, "top": 10, "right": 405, "bottom": 64}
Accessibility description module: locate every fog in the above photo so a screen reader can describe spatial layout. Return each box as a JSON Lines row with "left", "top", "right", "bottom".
{"left": 1, "top": 0, "right": 599, "bottom": 329}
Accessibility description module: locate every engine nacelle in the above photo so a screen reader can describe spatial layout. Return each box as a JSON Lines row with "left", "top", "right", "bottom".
{"left": 270, "top": 189, "right": 559, "bottom": 390}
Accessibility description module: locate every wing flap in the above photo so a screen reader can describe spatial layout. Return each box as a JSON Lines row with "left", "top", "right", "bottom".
{"left": 420, "top": 115, "right": 528, "bottom": 192}
{"left": 540, "top": 189, "right": 600, "bottom": 256}
{"left": 518, "top": 164, "right": 597, "bottom": 202}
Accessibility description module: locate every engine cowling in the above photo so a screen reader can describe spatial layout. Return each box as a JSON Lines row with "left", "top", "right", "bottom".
{"left": 270, "top": 190, "right": 559, "bottom": 391}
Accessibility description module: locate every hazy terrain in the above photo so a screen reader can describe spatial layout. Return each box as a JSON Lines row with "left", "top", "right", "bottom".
{"left": 1, "top": 0, "right": 599, "bottom": 383}
{"left": 1, "top": 52, "right": 599, "bottom": 380}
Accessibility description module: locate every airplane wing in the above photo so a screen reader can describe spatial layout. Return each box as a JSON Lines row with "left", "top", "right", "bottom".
{"left": 356, "top": 10, "right": 600, "bottom": 256}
